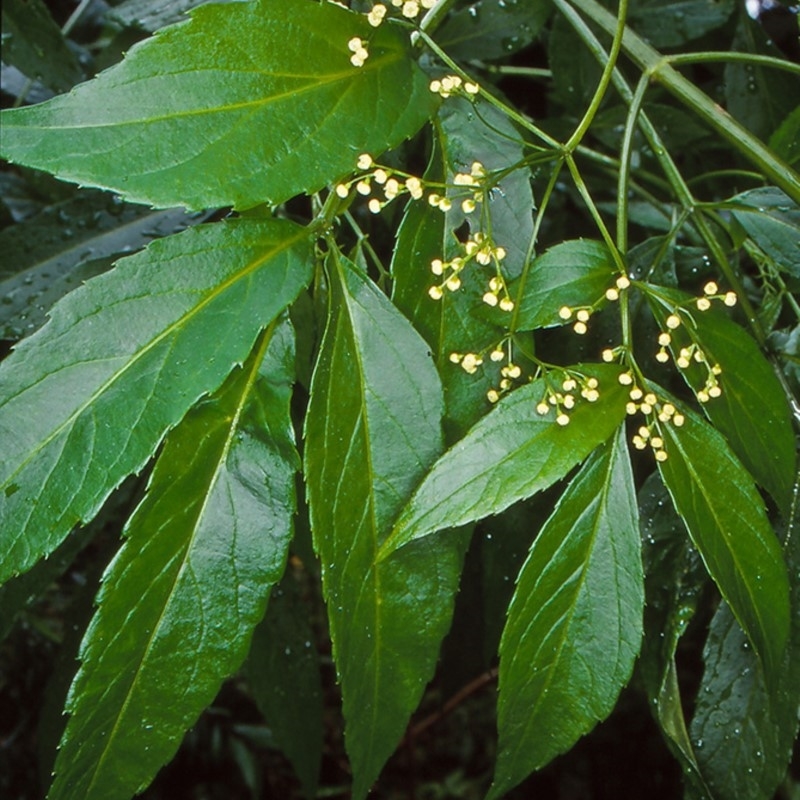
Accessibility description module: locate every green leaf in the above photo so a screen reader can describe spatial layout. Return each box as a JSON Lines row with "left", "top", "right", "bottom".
{"left": 729, "top": 187, "right": 800, "bottom": 278}
{"left": 381, "top": 363, "right": 628, "bottom": 556}
{"left": 246, "top": 573, "right": 323, "bottom": 800}
{"left": 437, "top": 0, "right": 551, "bottom": 61}
{"left": 0, "top": 218, "right": 312, "bottom": 584}
{"left": 627, "top": 0, "right": 736, "bottom": 48}
{"left": 109, "top": 0, "right": 238, "bottom": 32}
{"left": 724, "top": 15, "right": 800, "bottom": 143}
{"left": 489, "top": 428, "right": 643, "bottom": 798}
{"left": 439, "top": 96, "right": 534, "bottom": 278}
{"left": 646, "top": 285, "right": 796, "bottom": 510}
{"left": 637, "top": 471, "right": 712, "bottom": 798}
{"left": 690, "top": 473, "right": 800, "bottom": 799}
{"left": 0, "top": 0, "right": 436, "bottom": 210}
{"left": 1, "top": 0, "right": 82, "bottom": 92}
{"left": 48, "top": 319, "right": 299, "bottom": 800}
{"left": 390, "top": 144, "right": 504, "bottom": 437}
{"left": 769, "top": 107, "right": 800, "bottom": 169}
{"left": 304, "top": 254, "right": 465, "bottom": 800}
{"left": 0, "top": 191, "right": 204, "bottom": 339}
{"left": 507, "top": 239, "right": 618, "bottom": 331}
{"left": 655, "top": 397, "right": 790, "bottom": 681}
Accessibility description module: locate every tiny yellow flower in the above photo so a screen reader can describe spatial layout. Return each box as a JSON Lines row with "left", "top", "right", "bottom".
{"left": 373, "top": 168, "right": 388, "bottom": 184}
{"left": 573, "top": 321, "right": 587, "bottom": 335}
{"left": 616, "top": 275, "right": 631, "bottom": 290}
{"left": 507, "top": 364, "right": 522, "bottom": 379}
{"left": 697, "top": 389, "right": 710, "bottom": 403}
{"left": 384, "top": 178, "right": 400, "bottom": 199}
{"left": 356, "top": 180, "right": 371, "bottom": 195}
{"left": 704, "top": 281, "right": 718, "bottom": 295}
{"left": 446, "top": 275, "right": 462, "bottom": 291}
{"left": 629, "top": 387, "right": 643, "bottom": 400}
{"left": 428, "top": 285, "right": 443, "bottom": 300}
{"left": 673, "top": 413, "right": 685, "bottom": 426}
{"left": 666, "top": 314, "right": 681, "bottom": 329}
{"left": 462, "top": 198, "right": 476, "bottom": 214}
{"left": 401, "top": 0, "right": 420, "bottom": 17}
{"left": 487, "top": 389, "right": 500, "bottom": 403}
{"left": 724, "top": 291, "right": 737, "bottom": 306}
{"left": 658, "top": 332, "right": 671, "bottom": 346}
{"left": 367, "top": 3, "right": 387, "bottom": 25}
{"left": 576, "top": 309, "right": 590, "bottom": 322}
{"left": 563, "top": 394, "right": 575, "bottom": 409}
{"left": 465, "top": 82, "right": 480, "bottom": 95}
{"left": 655, "top": 450, "right": 668, "bottom": 462}
{"left": 490, "top": 348, "right": 505, "bottom": 362}
{"left": 357, "top": 153, "right": 373, "bottom": 170}
{"left": 449, "top": 352, "right": 462, "bottom": 363}
{"left": 696, "top": 297, "right": 711, "bottom": 311}
{"left": 656, "top": 349, "right": 669, "bottom": 363}
{"left": 558, "top": 306, "right": 572, "bottom": 320}
{"left": 498, "top": 298, "right": 514, "bottom": 312}
{"left": 536, "top": 402, "right": 550, "bottom": 415}
{"left": 430, "top": 258, "right": 444, "bottom": 276}
{"left": 618, "top": 372, "right": 634, "bottom": 385}
{"left": 602, "top": 349, "right": 615, "bottom": 362}
{"left": 650, "top": 436, "right": 664, "bottom": 449}
{"left": 708, "top": 385, "right": 722, "bottom": 398}
{"left": 368, "top": 198, "right": 382, "bottom": 213}
{"left": 556, "top": 413, "right": 570, "bottom": 426}
{"left": 438, "top": 196, "right": 452, "bottom": 211}
{"left": 483, "top": 292, "right": 499, "bottom": 307}
{"left": 335, "top": 183, "right": 349, "bottom": 198}
{"left": 405, "top": 176, "right": 423, "bottom": 199}
{"left": 626, "top": 402, "right": 638, "bottom": 415}
{"left": 605, "top": 287, "right": 620, "bottom": 301}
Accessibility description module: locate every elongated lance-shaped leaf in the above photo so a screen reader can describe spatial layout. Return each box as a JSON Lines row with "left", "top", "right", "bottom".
{"left": 0, "top": 219, "right": 312, "bottom": 584}
{"left": 0, "top": 0, "right": 436, "bottom": 210}
{"left": 379, "top": 363, "right": 628, "bottom": 557}
{"left": 304, "top": 254, "right": 465, "bottom": 800}
{"left": 655, "top": 394, "right": 790, "bottom": 682}
{"left": 488, "top": 428, "right": 643, "bottom": 799}
{"left": 646, "top": 284, "right": 795, "bottom": 511}
{"left": 48, "top": 320, "right": 299, "bottom": 800}
{"left": 690, "top": 480, "right": 800, "bottom": 799}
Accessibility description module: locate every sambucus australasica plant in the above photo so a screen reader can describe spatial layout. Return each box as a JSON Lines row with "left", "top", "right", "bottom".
{"left": 1, "top": 0, "right": 799, "bottom": 797}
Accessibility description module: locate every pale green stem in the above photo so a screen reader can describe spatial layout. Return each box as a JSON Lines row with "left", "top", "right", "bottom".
{"left": 665, "top": 52, "right": 800, "bottom": 74}
{"left": 567, "top": 0, "right": 800, "bottom": 202}
{"left": 565, "top": 0, "right": 629, "bottom": 152}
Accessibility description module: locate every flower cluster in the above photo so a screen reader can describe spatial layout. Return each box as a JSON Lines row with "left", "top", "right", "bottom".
{"left": 557, "top": 275, "right": 630, "bottom": 335}
{"left": 695, "top": 280, "right": 737, "bottom": 311}
{"left": 347, "top": 37, "right": 369, "bottom": 67}
{"left": 427, "top": 161, "right": 487, "bottom": 214}
{"left": 429, "top": 75, "right": 481, "bottom": 99}
{"left": 427, "top": 231, "right": 512, "bottom": 307}
{"left": 617, "top": 372, "right": 686, "bottom": 461}
{"left": 335, "top": 154, "right": 424, "bottom": 212}
{"left": 535, "top": 373, "right": 601, "bottom": 426}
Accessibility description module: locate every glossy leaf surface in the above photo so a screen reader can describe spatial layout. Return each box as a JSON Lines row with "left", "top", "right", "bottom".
{"left": 382, "top": 363, "right": 628, "bottom": 555}
{"left": 509, "top": 240, "right": 617, "bottom": 331}
{"left": 305, "top": 255, "right": 465, "bottom": 799}
{"left": 246, "top": 573, "right": 323, "bottom": 800}
{"left": 646, "top": 285, "right": 795, "bottom": 510}
{"left": 49, "top": 321, "right": 299, "bottom": 800}
{"left": 0, "top": 192, "right": 204, "bottom": 338}
{"left": 0, "top": 219, "right": 312, "bottom": 583}
{"left": 489, "top": 429, "right": 643, "bottom": 798}
{"left": 656, "top": 398, "right": 789, "bottom": 680}
{"left": 729, "top": 187, "right": 800, "bottom": 278}
{"left": 1, "top": 0, "right": 82, "bottom": 92}
{"left": 0, "top": 0, "right": 436, "bottom": 210}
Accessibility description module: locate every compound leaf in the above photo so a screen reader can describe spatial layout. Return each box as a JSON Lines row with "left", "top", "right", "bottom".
{"left": 0, "top": 218, "right": 312, "bottom": 583}
{"left": 489, "top": 427, "right": 643, "bottom": 798}
{"left": 49, "top": 320, "right": 299, "bottom": 800}
{"left": 0, "top": 0, "right": 436, "bottom": 210}
{"left": 381, "top": 363, "right": 628, "bottom": 556}
{"left": 656, "top": 397, "right": 790, "bottom": 682}
{"left": 304, "top": 254, "right": 465, "bottom": 800}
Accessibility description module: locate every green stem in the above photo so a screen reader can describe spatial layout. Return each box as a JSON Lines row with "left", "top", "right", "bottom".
{"left": 616, "top": 73, "right": 649, "bottom": 252}
{"left": 566, "top": 0, "right": 800, "bottom": 203}
{"left": 417, "top": 30, "right": 562, "bottom": 149}
{"left": 565, "top": 154, "right": 626, "bottom": 271}
{"left": 565, "top": 0, "right": 629, "bottom": 152}
{"left": 665, "top": 51, "right": 800, "bottom": 75}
